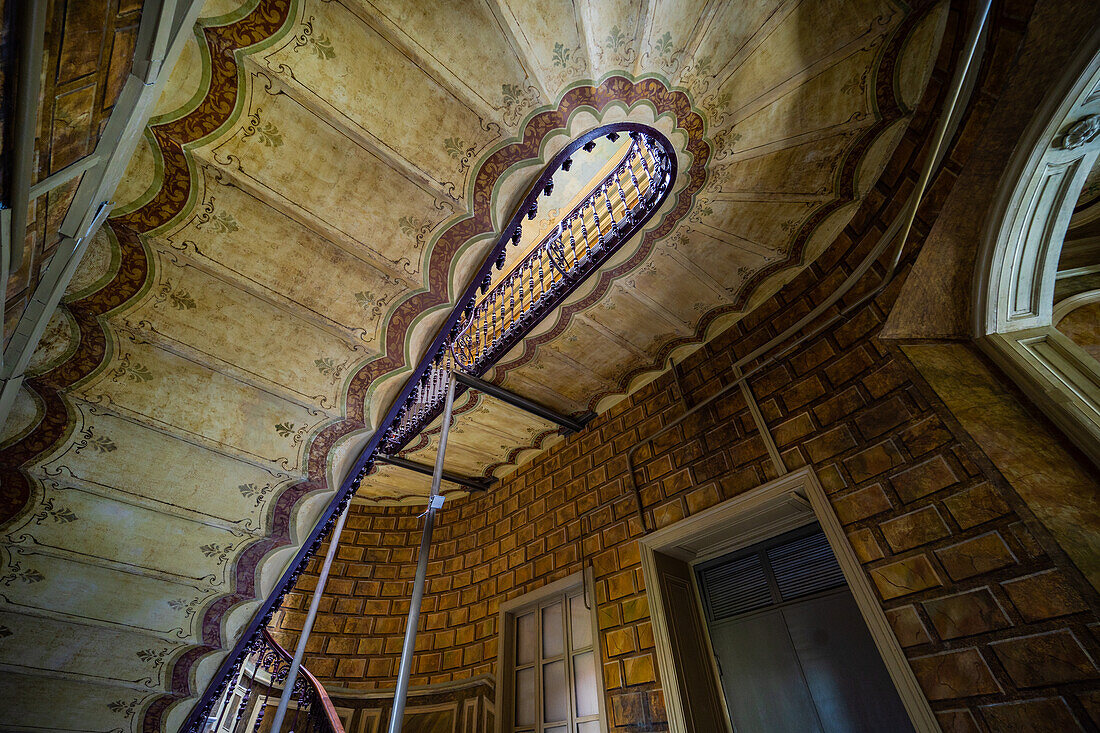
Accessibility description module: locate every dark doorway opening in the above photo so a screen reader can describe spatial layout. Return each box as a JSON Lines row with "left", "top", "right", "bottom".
{"left": 695, "top": 525, "right": 914, "bottom": 733}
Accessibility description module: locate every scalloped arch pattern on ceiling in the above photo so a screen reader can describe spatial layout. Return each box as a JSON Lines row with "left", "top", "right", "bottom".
{"left": 0, "top": 0, "right": 947, "bottom": 730}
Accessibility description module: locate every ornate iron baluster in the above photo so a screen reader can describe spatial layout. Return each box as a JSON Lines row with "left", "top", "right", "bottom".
{"left": 592, "top": 201, "right": 603, "bottom": 251}
{"left": 579, "top": 209, "right": 590, "bottom": 256}
{"left": 616, "top": 169, "right": 629, "bottom": 215}
{"left": 628, "top": 147, "right": 641, "bottom": 198}
{"left": 639, "top": 137, "right": 653, "bottom": 180}
{"left": 567, "top": 217, "right": 578, "bottom": 264}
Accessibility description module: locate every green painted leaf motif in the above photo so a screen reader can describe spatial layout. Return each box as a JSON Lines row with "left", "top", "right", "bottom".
{"left": 311, "top": 33, "right": 336, "bottom": 59}
{"left": 122, "top": 363, "right": 154, "bottom": 382}
{"left": 606, "top": 25, "right": 626, "bottom": 50}
{"left": 107, "top": 700, "right": 137, "bottom": 715}
{"left": 501, "top": 82, "right": 523, "bottom": 107}
{"left": 655, "top": 31, "right": 673, "bottom": 57}
{"left": 2, "top": 563, "right": 45, "bottom": 586}
{"left": 213, "top": 211, "right": 239, "bottom": 233}
{"left": 52, "top": 507, "right": 78, "bottom": 523}
{"left": 399, "top": 215, "right": 423, "bottom": 238}
{"left": 552, "top": 42, "right": 571, "bottom": 68}
{"left": 275, "top": 422, "right": 296, "bottom": 438}
{"left": 199, "top": 543, "right": 230, "bottom": 561}
{"left": 136, "top": 648, "right": 168, "bottom": 665}
{"left": 714, "top": 128, "right": 742, "bottom": 154}
{"left": 167, "top": 286, "right": 196, "bottom": 310}
{"left": 238, "top": 482, "right": 271, "bottom": 507}
{"left": 88, "top": 434, "right": 117, "bottom": 453}
{"left": 444, "top": 137, "right": 467, "bottom": 160}
{"left": 315, "top": 357, "right": 337, "bottom": 376}
{"left": 258, "top": 121, "right": 283, "bottom": 147}
{"left": 198, "top": 209, "right": 240, "bottom": 234}
{"left": 354, "top": 291, "right": 376, "bottom": 309}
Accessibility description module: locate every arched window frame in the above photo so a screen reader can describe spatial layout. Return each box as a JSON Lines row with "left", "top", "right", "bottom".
{"left": 973, "top": 36, "right": 1100, "bottom": 470}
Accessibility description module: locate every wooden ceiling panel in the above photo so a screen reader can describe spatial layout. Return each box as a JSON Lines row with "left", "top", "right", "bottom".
{"left": 192, "top": 88, "right": 447, "bottom": 277}
{"left": 491, "top": 0, "right": 590, "bottom": 96}
{"left": 355, "top": 0, "right": 544, "bottom": 112}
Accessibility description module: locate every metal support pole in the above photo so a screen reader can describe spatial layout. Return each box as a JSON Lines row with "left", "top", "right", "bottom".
{"left": 9, "top": 0, "right": 47, "bottom": 275}
{"left": 388, "top": 373, "right": 457, "bottom": 733}
{"left": 266, "top": 502, "right": 351, "bottom": 733}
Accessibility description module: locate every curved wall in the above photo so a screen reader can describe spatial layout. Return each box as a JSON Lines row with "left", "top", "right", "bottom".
{"left": 269, "top": 5, "right": 1100, "bottom": 727}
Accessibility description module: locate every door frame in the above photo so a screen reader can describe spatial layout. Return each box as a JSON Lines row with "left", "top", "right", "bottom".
{"left": 638, "top": 467, "right": 940, "bottom": 733}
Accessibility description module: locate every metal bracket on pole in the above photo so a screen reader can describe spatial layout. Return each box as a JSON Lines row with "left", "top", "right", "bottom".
{"left": 388, "top": 373, "right": 458, "bottom": 733}
{"left": 453, "top": 371, "right": 591, "bottom": 434}
{"left": 375, "top": 454, "right": 492, "bottom": 493}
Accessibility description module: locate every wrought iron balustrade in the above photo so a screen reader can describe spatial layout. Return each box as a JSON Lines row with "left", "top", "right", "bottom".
{"left": 185, "top": 123, "right": 675, "bottom": 733}
{"left": 201, "top": 628, "right": 344, "bottom": 733}
{"left": 380, "top": 131, "right": 674, "bottom": 453}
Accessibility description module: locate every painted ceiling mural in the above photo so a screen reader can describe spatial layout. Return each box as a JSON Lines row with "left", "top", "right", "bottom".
{"left": 0, "top": 0, "right": 946, "bottom": 730}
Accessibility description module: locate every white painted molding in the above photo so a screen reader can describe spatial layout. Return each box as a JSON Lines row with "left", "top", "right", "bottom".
{"left": 975, "top": 33, "right": 1100, "bottom": 335}
{"left": 974, "top": 33, "right": 1100, "bottom": 471}
{"left": 639, "top": 467, "right": 941, "bottom": 733}
{"left": 981, "top": 327, "right": 1100, "bottom": 468}
{"left": 1052, "top": 288, "right": 1100, "bottom": 325}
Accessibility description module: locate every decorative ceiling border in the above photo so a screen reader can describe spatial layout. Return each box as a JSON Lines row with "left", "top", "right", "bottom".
{"left": 168, "top": 74, "right": 712, "bottom": 731}
{"left": 385, "top": 3, "right": 933, "bottom": 484}
{"left": 0, "top": 1, "right": 939, "bottom": 729}
{"left": 489, "top": 4, "right": 925, "bottom": 416}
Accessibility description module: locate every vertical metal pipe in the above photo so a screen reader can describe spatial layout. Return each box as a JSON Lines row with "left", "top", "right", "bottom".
{"left": 266, "top": 502, "right": 352, "bottom": 733}
{"left": 9, "top": 0, "right": 48, "bottom": 274}
{"left": 387, "top": 373, "right": 457, "bottom": 733}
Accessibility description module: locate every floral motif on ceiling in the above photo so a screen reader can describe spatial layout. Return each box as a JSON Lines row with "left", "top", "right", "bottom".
{"left": 0, "top": 0, "right": 949, "bottom": 729}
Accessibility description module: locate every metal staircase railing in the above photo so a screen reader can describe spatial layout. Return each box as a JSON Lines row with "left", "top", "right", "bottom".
{"left": 184, "top": 123, "right": 677, "bottom": 733}
{"left": 381, "top": 132, "right": 673, "bottom": 453}
{"left": 201, "top": 628, "right": 345, "bottom": 733}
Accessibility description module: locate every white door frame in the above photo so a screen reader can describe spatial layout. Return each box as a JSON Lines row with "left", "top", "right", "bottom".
{"left": 638, "top": 467, "right": 940, "bottom": 733}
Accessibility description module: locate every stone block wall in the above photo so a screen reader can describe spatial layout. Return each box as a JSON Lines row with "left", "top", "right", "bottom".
{"left": 269, "top": 3, "right": 1100, "bottom": 729}
{"left": 273, "top": 283, "right": 1100, "bottom": 731}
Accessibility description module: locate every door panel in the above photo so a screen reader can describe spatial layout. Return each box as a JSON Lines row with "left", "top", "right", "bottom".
{"left": 782, "top": 593, "right": 915, "bottom": 733}
{"left": 698, "top": 526, "right": 916, "bottom": 733}
{"left": 709, "top": 610, "right": 823, "bottom": 733}
{"left": 652, "top": 552, "right": 729, "bottom": 733}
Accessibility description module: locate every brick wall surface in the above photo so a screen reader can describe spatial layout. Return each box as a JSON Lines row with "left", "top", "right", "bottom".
{"left": 271, "top": 3, "right": 1100, "bottom": 731}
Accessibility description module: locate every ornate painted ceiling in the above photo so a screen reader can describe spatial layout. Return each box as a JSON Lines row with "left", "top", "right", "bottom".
{"left": 0, "top": 0, "right": 946, "bottom": 730}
